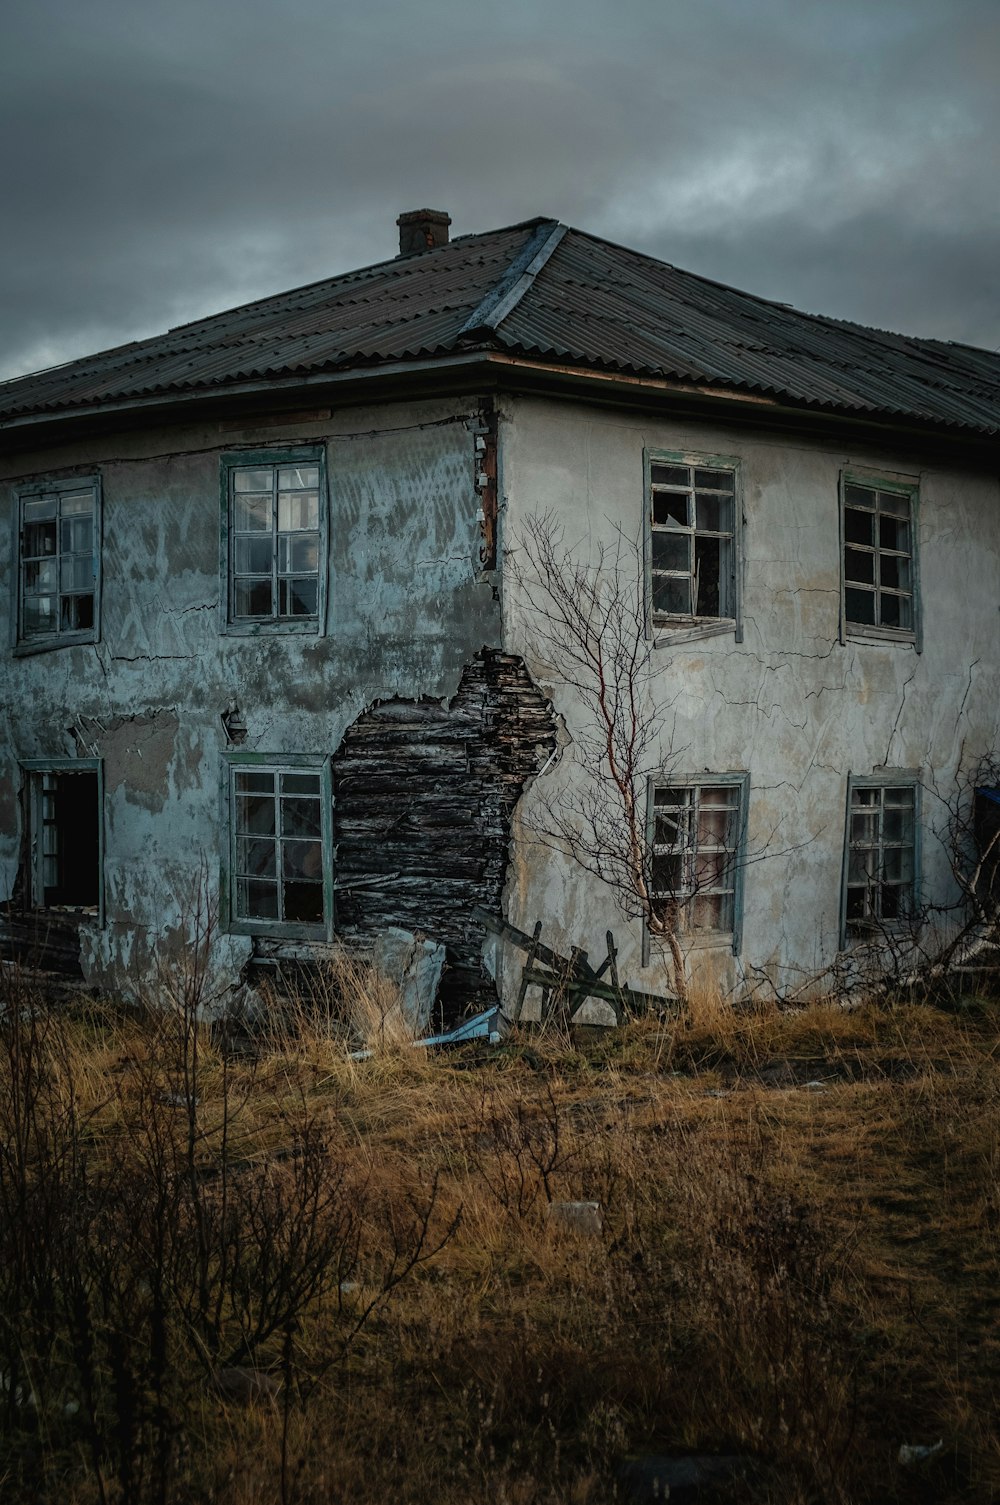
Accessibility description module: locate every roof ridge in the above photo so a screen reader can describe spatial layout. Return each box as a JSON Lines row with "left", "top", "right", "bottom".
{"left": 457, "top": 221, "right": 565, "bottom": 339}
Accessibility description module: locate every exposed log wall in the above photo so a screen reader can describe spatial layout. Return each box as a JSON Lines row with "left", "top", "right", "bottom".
{"left": 332, "top": 650, "right": 556, "bottom": 1019}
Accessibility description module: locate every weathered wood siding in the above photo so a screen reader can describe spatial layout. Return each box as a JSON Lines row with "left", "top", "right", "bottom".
{"left": 333, "top": 650, "right": 556, "bottom": 1018}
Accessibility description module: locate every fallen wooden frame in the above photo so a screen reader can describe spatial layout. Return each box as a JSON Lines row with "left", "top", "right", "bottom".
{"left": 473, "top": 908, "right": 676, "bottom": 1025}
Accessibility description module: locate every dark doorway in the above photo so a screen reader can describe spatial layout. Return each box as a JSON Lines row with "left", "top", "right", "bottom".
{"left": 36, "top": 770, "right": 100, "bottom": 908}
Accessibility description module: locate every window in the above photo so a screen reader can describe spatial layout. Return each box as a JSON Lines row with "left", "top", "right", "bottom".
{"left": 646, "top": 451, "right": 740, "bottom": 637}
{"left": 841, "top": 476, "right": 917, "bottom": 640}
{"left": 15, "top": 477, "right": 101, "bottom": 649}
{"left": 21, "top": 759, "right": 104, "bottom": 919}
{"left": 649, "top": 775, "right": 748, "bottom": 946}
{"left": 842, "top": 776, "right": 919, "bottom": 939}
{"left": 226, "top": 757, "right": 333, "bottom": 936}
{"left": 222, "top": 449, "right": 326, "bottom": 632}
{"left": 973, "top": 788, "right": 1000, "bottom": 910}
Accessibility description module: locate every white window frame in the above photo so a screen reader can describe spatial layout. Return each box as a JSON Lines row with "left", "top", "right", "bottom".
{"left": 840, "top": 772, "right": 921, "bottom": 947}
{"left": 646, "top": 772, "right": 750, "bottom": 954}
{"left": 223, "top": 754, "right": 334, "bottom": 940}
{"left": 220, "top": 447, "right": 328, "bottom": 636}
{"left": 839, "top": 471, "right": 920, "bottom": 650}
{"left": 644, "top": 449, "right": 743, "bottom": 646}
{"left": 13, "top": 475, "right": 102, "bottom": 654}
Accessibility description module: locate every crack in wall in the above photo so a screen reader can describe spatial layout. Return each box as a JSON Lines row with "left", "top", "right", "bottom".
{"left": 884, "top": 667, "right": 918, "bottom": 767}
{"left": 150, "top": 598, "right": 215, "bottom": 618}
{"left": 109, "top": 654, "right": 193, "bottom": 664}
{"left": 958, "top": 658, "right": 980, "bottom": 723}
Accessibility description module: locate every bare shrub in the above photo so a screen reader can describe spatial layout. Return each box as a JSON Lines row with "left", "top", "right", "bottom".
{"left": 2, "top": 947, "right": 996, "bottom": 1504}
{"left": 0, "top": 963, "right": 456, "bottom": 1504}
{"left": 459, "top": 1077, "right": 576, "bottom": 1220}
{"left": 507, "top": 514, "right": 691, "bottom": 998}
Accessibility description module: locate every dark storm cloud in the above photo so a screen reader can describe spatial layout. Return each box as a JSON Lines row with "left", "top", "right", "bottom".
{"left": 2, "top": 0, "right": 998, "bottom": 379}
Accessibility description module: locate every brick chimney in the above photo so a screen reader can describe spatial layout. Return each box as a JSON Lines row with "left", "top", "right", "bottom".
{"left": 396, "top": 209, "right": 451, "bottom": 256}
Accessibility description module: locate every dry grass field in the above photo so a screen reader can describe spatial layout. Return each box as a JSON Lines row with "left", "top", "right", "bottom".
{"left": 0, "top": 960, "right": 997, "bottom": 1504}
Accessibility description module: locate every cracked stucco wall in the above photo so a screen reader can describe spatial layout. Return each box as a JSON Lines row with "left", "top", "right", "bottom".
{"left": 0, "top": 396, "right": 499, "bottom": 997}
{"left": 5, "top": 383, "right": 998, "bottom": 1008}
{"left": 500, "top": 395, "right": 1000, "bottom": 999}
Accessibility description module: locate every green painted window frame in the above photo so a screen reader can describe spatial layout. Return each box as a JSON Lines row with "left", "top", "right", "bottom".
{"left": 222, "top": 752, "right": 334, "bottom": 941}
{"left": 839, "top": 771, "right": 922, "bottom": 948}
{"left": 219, "top": 446, "right": 328, "bottom": 636}
{"left": 12, "top": 474, "right": 102, "bottom": 655}
{"left": 645, "top": 771, "right": 750, "bottom": 957}
{"left": 839, "top": 471, "right": 921, "bottom": 651}
{"left": 643, "top": 448, "right": 744, "bottom": 646}
{"left": 19, "top": 757, "right": 105, "bottom": 925}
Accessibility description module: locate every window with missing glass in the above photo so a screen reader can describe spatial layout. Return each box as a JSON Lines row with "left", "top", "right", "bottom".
{"left": 841, "top": 477, "right": 917, "bottom": 639}
{"left": 21, "top": 759, "right": 104, "bottom": 918}
{"left": 843, "top": 777, "right": 919, "bottom": 939}
{"left": 646, "top": 453, "right": 740, "bottom": 634}
{"left": 227, "top": 757, "right": 333, "bottom": 936}
{"left": 223, "top": 449, "right": 326, "bottom": 632}
{"left": 16, "top": 477, "right": 101, "bottom": 650}
{"left": 649, "top": 776, "right": 748, "bottom": 946}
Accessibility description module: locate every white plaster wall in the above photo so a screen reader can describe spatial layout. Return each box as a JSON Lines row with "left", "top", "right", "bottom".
{"left": 500, "top": 394, "right": 1000, "bottom": 1000}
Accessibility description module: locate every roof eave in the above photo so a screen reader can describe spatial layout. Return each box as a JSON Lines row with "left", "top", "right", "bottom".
{"left": 0, "top": 351, "right": 500, "bottom": 444}
{"left": 483, "top": 352, "right": 1000, "bottom": 450}
{"left": 0, "top": 348, "right": 996, "bottom": 458}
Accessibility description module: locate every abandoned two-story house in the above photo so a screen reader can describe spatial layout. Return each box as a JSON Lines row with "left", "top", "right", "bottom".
{"left": 2, "top": 209, "right": 999, "bottom": 1018}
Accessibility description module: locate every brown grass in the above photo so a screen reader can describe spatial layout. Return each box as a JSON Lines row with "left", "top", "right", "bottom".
{"left": 0, "top": 963, "right": 997, "bottom": 1504}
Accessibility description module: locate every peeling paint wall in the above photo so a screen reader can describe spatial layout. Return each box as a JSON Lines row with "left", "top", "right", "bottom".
{"left": 500, "top": 395, "right": 1000, "bottom": 1000}
{"left": 0, "top": 397, "right": 503, "bottom": 1001}
{"left": 4, "top": 382, "right": 999, "bottom": 1013}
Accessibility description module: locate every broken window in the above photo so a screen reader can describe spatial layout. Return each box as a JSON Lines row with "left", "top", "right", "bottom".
{"left": 16, "top": 477, "right": 100, "bottom": 649}
{"left": 973, "top": 788, "right": 1000, "bottom": 912}
{"left": 22, "top": 761, "right": 103, "bottom": 913}
{"left": 223, "top": 449, "right": 325, "bottom": 631}
{"left": 843, "top": 777, "right": 918, "bottom": 937}
{"left": 647, "top": 453, "right": 739, "bottom": 632}
{"left": 650, "top": 777, "right": 747, "bottom": 942}
{"left": 841, "top": 477, "right": 917, "bottom": 638}
{"left": 228, "top": 757, "right": 332, "bottom": 935}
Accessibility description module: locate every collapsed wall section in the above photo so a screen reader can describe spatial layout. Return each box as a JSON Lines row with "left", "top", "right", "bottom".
{"left": 332, "top": 649, "right": 556, "bottom": 1018}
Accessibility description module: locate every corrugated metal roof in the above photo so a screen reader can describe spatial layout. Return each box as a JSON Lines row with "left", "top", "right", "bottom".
{"left": 497, "top": 230, "right": 1000, "bottom": 435}
{"left": 2, "top": 216, "right": 999, "bottom": 438}
{"left": 0, "top": 222, "right": 539, "bottom": 422}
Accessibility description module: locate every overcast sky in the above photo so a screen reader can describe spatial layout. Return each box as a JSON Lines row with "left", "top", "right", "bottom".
{"left": 2, "top": 0, "right": 998, "bottom": 382}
